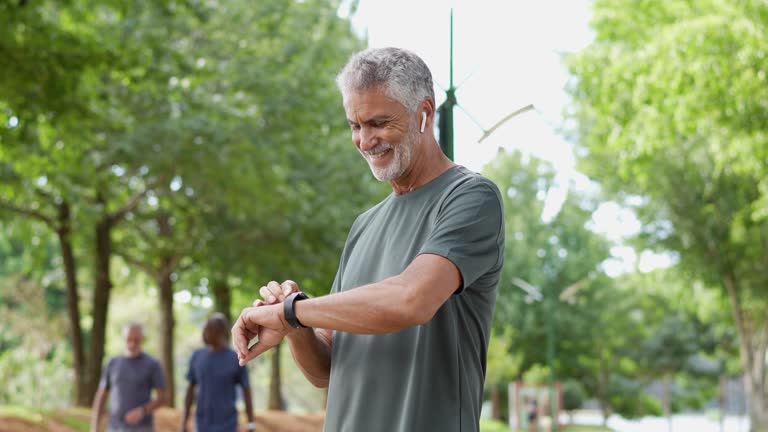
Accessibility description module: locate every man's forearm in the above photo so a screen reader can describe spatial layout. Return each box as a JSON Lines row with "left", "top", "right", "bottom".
{"left": 286, "top": 328, "right": 332, "bottom": 387}
{"left": 144, "top": 390, "right": 167, "bottom": 413}
{"left": 294, "top": 277, "right": 432, "bottom": 335}
{"left": 181, "top": 385, "right": 194, "bottom": 426}
{"left": 292, "top": 254, "right": 460, "bottom": 335}
{"left": 243, "top": 386, "right": 254, "bottom": 423}
{"left": 90, "top": 390, "right": 106, "bottom": 432}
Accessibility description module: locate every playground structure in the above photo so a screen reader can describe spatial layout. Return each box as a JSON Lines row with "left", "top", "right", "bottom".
{"left": 509, "top": 381, "right": 562, "bottom": 432}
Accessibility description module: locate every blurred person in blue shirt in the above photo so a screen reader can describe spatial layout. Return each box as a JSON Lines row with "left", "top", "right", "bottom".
{"left": 181, "top": 313, "right": 256, "bottom": 432}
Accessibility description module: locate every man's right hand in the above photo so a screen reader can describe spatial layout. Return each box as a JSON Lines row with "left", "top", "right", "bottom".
{"left": 124, "top": 406, "right": 145, "bottom": 425}
{"left": 256, "top": 280, "right": 299, "bottom": 305}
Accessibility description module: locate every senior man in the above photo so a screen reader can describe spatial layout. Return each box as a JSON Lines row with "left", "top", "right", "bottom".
{"left": 233, "top": 47, "right": 505, "bottom": 432}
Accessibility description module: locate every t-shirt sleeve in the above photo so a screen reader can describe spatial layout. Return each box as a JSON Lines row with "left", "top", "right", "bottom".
{"left": 152, "top": 359, "right": 167, "bottom": 390}
{"left": 418, "top": 180, "right": 503, "bottom": 293}
{"left": 98, "top": 359, "right": 113, "bottom": 390}
{"left": 185, "top": 351, "right": 197, "bottom": 385}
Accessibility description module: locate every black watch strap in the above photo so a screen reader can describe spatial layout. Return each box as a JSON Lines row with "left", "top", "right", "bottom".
{"left": 284, "top": 292, "right": 309, "bottom": 328}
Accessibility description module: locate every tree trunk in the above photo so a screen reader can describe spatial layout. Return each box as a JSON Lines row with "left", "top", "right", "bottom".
{"left": 56, "top": 202, "right": 88, "bottom": 406}
{"left": 491, "top": 385, "right": 501, "bottom": 419}
{"left": 723, "top": 271, "right": 768, "bottom": 432}
{"left": 268, "top": 342, "right": 285, "bottom": 410}
{"left": 719, "top": 375, "right": 726, "bottom": 432}
{"left": 211, "top": 277, "right": 232, "bottom": 323}
{"left": 663, "top": 374, "right": 672, "bottom": 432}
{"left": 85, "top": 214, "right": 113, "bottom": 402}
{"left": 745, "top": 363, "right": 768, "bottom": 432}
{"left": 599, "top": 401, "right": 610, "bottom": 427}
{"left": 597, "top": 370, "right": 610, "bottom": 426}
{"left": 157, "top": 264, "right": 176, "bottom": 408}
{"left": 156, "top": 212, "right": 177, "bottom": 407}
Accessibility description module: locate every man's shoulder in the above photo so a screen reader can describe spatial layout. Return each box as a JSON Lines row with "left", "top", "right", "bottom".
{"left": 105, "top": 356, "right": 120, "bottom": 369}
{"left": 189, "top": 348, "right": 205, "bottom": 361}
{"left": 139, "top": 353, "right": 163, "bottom": 368}
{"left": 436, "top": 166, "right": 502, "bottom": 209}
{"left": 448, "top": 166, "right": 501, "bottom": 194}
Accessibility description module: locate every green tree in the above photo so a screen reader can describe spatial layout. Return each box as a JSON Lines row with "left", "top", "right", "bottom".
{"left": 484, "top": 150, "right": 642, "bottom": 421}
{"left": 1, "top": 0, "right": 379, "bottom": 408}
{"left": 567, "top": 1, "right": 768, "bottom": 429}
{"left": 561, "top": 380, "right": 586, "bottom": 424}
{"left": 485, "top": 327, "right": 522, "bottom": 419}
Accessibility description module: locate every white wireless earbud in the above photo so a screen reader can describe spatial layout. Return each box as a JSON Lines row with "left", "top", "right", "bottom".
{"left": 420, "top": 112, "right": 427, "bottom": 133}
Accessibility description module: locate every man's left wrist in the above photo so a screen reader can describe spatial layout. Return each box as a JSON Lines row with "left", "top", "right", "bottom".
{"left": 277, "top": 302, "right": 298, "bottom": 334}
{"left": 284, "top": 292, "right": 309, "bottom": 329}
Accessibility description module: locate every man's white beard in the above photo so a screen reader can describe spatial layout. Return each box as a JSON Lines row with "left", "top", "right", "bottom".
{"left": 363, "top": 126, "right": 419, "bottom": 181}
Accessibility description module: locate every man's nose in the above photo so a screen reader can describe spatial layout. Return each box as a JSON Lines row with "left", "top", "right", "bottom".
{"left": 358, "top": 126, "right": 379, "bottom": 151}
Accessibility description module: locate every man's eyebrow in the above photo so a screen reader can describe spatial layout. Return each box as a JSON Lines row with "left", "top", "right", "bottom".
{"left": 350, "top": 115, "right": 392, "bottom": 124}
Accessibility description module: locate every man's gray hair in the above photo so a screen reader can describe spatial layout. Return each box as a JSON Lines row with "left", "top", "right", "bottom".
{"left": 122, "top": 321, "right": 144, "bottom": 335}
{"left": 336, "top": 47, "right": 435, "bottom": 112}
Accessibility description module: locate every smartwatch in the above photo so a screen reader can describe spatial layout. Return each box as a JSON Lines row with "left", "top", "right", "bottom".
{"left": 284, "top": 292, "right": 309, "bottom": 328}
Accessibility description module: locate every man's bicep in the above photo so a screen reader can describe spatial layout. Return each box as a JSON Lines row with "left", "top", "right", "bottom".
{"left": 418, "top": 182, "right": 503, "bottom": 292}
{"left": 94, "top": 388, "right": 109, "bottom": 404}
{"left": 405, "top": 253, "right": 462, "bottom": 311}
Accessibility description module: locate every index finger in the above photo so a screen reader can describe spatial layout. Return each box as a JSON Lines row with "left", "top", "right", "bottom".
{"left": 231, "top": 311, "right": 253, "bottom": 357}
{"left": 238, "top": 339, "right": 271, "bottom": 366}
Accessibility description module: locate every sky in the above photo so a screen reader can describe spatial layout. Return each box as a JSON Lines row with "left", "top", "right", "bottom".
{"left": 343, "top": 0, "right": 676, "bottom": 276}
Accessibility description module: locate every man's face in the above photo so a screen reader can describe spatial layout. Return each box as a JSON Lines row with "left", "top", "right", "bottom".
{"left": 123, "top": 327, "right": 144, "bottom": 357}
{"left": 343, "top": 87, "right": 421, "bottom": 181}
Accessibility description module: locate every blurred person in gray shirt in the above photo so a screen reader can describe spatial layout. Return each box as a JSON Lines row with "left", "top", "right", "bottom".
{"left": 90, "top": 322, "right": 167, "bottom": 432}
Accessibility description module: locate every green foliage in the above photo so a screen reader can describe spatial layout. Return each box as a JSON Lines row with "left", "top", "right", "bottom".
{"left": 486, "top": 326, "right": 522, "bottom": 387}
{"left": 607, "top": 376, "right": 663, "bottom": 419}
{"left": 562, "top": 380, "right": 586, "bottom": 412}
{"left": 0, "top": 0, "right": 383, "bottom": 407}
{"left": 567, "top": 0, "right": 768, "bottom": 315}
{"left": 480, "top": 418, "right": 511, "bottom": 432}
{"left": 0, "top": 275, "right": 73, "bottom": 408}
{"left": 522, "top": 364, "right": 551, "bottom": 387}
{"left": 568, "top": 0, "right": 767, "bottom": 425}
{"left": 483, "top": 150, "right": 611, "bottom": 375}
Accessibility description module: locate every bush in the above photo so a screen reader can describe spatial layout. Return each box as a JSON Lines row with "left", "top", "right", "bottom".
{"left": 480, "top": 418, "right": 510, "bottom": 432}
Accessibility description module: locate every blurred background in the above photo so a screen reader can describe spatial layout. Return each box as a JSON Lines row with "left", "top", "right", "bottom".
{"left": 0, "top": 0, "right": 766, "bottom": 431}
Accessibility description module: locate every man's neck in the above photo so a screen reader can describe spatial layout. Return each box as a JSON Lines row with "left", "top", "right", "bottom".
{"left": 389, "top": 139, "right": 454, "bottom": 195}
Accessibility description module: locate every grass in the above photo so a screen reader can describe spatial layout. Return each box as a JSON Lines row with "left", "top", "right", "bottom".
{"left": 49, "top": 408, "right": 90, "bottom": 432}
{"left": 0, "top": 406, "right": 615, "bottom": 432}
{"left": 0, "top": 405, "right": 91, "bottom": 432}
{"left": 0, "top": 405, "right": 44, "bottom": 423}
{"left": 562, "top": 425, "right": 615, "bottom": 432}
{"left": 480, "top": 418, "right": 615, "bottom": 432}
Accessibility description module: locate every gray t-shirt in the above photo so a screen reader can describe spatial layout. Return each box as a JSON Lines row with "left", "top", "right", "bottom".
{"left": 99, "top": 353, "right": 166, "bottom": 429}
{"left": 325, "top": 165, "right": 505, "bottom": 432}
